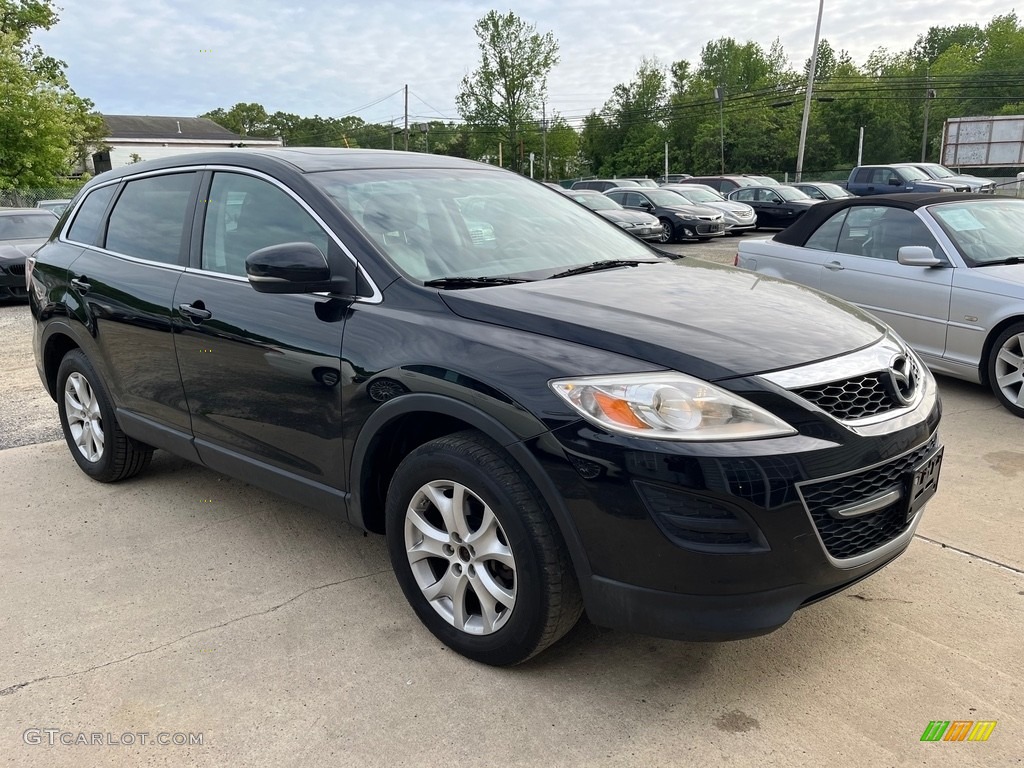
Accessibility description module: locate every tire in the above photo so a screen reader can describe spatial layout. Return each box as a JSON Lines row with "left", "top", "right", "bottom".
{"left": 987, "top": 322, "right": 1024, "bottom": 418}
{"left": 56, "top": 350, "right": 153, "bottom": 481}
{"left": 385, "top": 431, "right": 582, "bottom": 665}
{"left": 657, "top": 217, "right": 674, "bottom": 244}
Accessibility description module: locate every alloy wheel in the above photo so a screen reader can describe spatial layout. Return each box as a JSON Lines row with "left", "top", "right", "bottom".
{"left": 404, "top": 480, "right": 517, "bottom": 635}
{"left": 64, "top": 372, "right": 104, "bottom": 462}
{"left": 994, "top": 330, "right": 1024, "bottom": 408}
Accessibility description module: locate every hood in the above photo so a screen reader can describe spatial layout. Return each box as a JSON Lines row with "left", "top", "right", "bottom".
{"left": 598, "top": 209, "right": 660, "bottom": 226}
{"left": 702, "top": 201, "right": 754, "bottom": 215}
{"left": 0, "top": 239, "right": 47, "bottom": 262}
{"left": 965, "top": 264, "right": 1024, "bottom": 295}
{"left": 440, "top": 260, "right": 886, "bottom": 381}
{"left": 788, "top": 199, "right": 819, "bottom": 208}
{"left": 665, "top": 203, "right": 723, "bottom": 218}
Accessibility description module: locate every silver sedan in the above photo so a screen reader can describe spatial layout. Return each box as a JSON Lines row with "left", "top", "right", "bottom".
{"left": 735, "top": 194, "right": 1024, "bottom": 417}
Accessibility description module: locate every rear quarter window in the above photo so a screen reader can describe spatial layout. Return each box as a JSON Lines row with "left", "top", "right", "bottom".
{"left": 66, "top": 185, "right": 117, "bottom": 245}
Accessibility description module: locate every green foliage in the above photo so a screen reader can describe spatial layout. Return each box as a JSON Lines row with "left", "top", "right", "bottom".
{"left": 456, "top": 11, "right": 558, "bottom": 171}
{"left": 0, "top": 19, "right": 104, "bottom": 189}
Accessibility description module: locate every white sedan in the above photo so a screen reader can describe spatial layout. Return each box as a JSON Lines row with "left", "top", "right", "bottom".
{"left": 735, "top": 193, "right": 1024, "bottom": 417}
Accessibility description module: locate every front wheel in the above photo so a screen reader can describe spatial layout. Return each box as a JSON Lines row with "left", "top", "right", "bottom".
{"left": 657, "top": 217, "right": 674, "bottom": 244}
{"left": 988, "top": 323, "right": 1024, "bottom": 417}
{"left": 385, "top": 431, "right": 582, "bottom": 665}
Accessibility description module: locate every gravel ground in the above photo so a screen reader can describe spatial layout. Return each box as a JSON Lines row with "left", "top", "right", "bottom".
{"left": 0, "top": 301, "right": 61, "bottom": 450}
{"left": 0, "top": 236, "right": 746, "bottom": 452}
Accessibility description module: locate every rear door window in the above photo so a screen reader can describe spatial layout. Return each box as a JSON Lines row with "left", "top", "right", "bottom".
{"left": 104, "top": 173, "right": 198, "bottom": 265}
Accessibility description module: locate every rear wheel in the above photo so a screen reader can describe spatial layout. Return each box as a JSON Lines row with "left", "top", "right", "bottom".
{"left": 385, "top": 431, "right": 582, "bottom": 665}
{"left": 657, "top": 217, "right": 674, "bottom": 244}
{"left": 988, "top": 322, "right": 1024, "bottom": 417}
{"left": 56, "top": 350, "right": 153, "bottom": 481}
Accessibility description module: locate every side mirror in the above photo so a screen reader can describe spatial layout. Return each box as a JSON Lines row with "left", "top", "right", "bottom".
{"left": 640, "top": 200, "right": 654, "bottom": 210}
{"left": 246, "top": 242, "right": 349, "bottom": 294}
{"left": 897, "top": 245, "right": 945, "bottom": 267}
{"left": 888, "top": 177, "right": 902, "bottom": 186}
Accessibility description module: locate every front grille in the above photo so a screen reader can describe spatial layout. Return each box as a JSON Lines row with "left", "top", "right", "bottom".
{"left": 793, "top": 355, "right": 920, "bottom": 422}
{"left": 6, "top": 264, "right": 25, "bottom": 276}
{"left": 798, "top": 434, "right": 938, "bottom": 560}
{"left": 696, "top": 223, "right": 723, "bottom": 235}
{"left": 794, "top": 373, "right": 898, "bottom": 420}
{"left": 635, "top": 481, "right": 768, "bottom": 554}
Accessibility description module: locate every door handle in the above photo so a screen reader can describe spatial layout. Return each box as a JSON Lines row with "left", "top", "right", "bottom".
{"left": 178, "top": 303, "right": 212, "bottom": 322}
{"left": 70, "top": 277, "right": 91, "bottom": 294}
{"left": 824, "top": 261, "right": 845, "bottom": 271}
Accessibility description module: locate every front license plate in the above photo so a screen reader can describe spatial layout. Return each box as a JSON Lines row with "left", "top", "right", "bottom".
{"left": 906, "top": 446, "right": 943, "bottom": 520}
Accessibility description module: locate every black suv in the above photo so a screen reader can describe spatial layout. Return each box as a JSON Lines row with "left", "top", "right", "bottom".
{"left": 30, "top": 149, "right": 943, "bottom": 665}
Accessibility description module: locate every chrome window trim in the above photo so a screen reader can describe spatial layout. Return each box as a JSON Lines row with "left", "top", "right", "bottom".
{"left": 795, "top": 430, "right": 939, "bottom": 568}
{"left": 58, "top": 164, "right": 382, "bottom": 305}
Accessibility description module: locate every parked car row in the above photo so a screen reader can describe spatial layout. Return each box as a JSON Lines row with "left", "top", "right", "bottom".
{"left": 0, "top": 208, "right": 59, "bottom": 301}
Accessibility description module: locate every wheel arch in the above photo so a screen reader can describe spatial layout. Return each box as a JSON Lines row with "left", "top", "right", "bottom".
{"left": 41, "top": 326, "right": 82, "bottom": 401}
{"left": 348, "top": 393, "right": 593, "bottom": 582}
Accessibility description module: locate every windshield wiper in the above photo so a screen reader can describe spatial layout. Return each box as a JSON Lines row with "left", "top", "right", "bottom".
{"left": 423, "top": 276, "right": 530, "bottom": 288}
{"left": 975, "top": 256, "right": 1022, "bottom": 267}
{"left": 547, "top": 259, "right": 659, "bottom": 279}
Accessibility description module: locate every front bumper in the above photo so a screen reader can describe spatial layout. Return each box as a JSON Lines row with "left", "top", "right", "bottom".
{"left": 0, "top": 262, "right": 28, "bottom": 298}
{"left": 536, "top": 351, "right": 942, "bottom": 641}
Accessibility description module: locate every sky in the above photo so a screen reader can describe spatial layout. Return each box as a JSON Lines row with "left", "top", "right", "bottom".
{"left": 37, "top": 0, "right": 1018, "bottom": 129}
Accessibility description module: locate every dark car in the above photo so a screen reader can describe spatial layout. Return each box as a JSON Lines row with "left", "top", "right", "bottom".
{"left": 0, "top": 208, "right": 58, "bottom": 301}
{"left": 570, "top": 179, "right": 641, "bottom": 192}
{"left": 559, "top": 189, "right": 663, "bottom": 241}
{"left": 790, "top": 182, "right": 855, "bottom": 201}
{"left": 727, "top": 185, "right": 819, "bottom": 228}
{"left": 31, "top": 149, "right": 942, "bottom": 666}
{"left": 604, "top": 187, "right": 725, "bottom": 242}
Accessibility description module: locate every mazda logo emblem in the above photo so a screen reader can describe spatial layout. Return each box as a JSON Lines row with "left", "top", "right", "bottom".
{"left": 887, "top": 354, "right": 917, "bottom": 406}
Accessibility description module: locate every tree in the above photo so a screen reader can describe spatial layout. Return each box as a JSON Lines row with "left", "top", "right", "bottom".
{"left": 456, "top": 11, "right": 558, "bottom": 170}
{"left": 200, "top": 102, "right": 272, "bottom": 137}
{"left": 0, "top": 2, "right": 104, "bottom": 189}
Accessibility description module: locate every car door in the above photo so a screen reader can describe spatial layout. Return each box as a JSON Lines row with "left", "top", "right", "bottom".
{"left": 64, "top": 172, "right": 197, "bottom": 443}
{"left": 818, "top": 205, "right": 953, "bottom": 360}
{"left": 172, "top": 170, "right": 352, "bottom": 500}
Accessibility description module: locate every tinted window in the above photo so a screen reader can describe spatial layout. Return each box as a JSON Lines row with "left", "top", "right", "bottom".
{"left": 805, "top": 209, "right": 848, "bottom": 251}
{"left": 67, "top": 185, "right": 116, "bottom": 245}
{"left": 799, "top": 186, "right": 826, "bottom": 200}
{"left": 733, "top": 189, "right": 756, "bottom": 202}
{"left": 853, "top": 168, "right": 873, "bottom": 184}
{"left": 105, "top": 173, "right": 197, "bottom": 264}
{"left": 201, "top": 173, "right": 329, "bottom": 277}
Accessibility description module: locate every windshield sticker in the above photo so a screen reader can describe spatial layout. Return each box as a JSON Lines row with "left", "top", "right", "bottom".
{"left": 936, "top": 208, "right": 984, "bottom": 231}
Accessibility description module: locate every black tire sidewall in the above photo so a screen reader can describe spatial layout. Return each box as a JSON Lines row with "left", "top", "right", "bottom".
{"left": 385, "top": 441, "right": 553, "bottom": 665}
{"left": 988, "top": 323, "right": 1024, "bottom": 417}
{"left": 56, "top": 351, "right": 122, "bottom": 479}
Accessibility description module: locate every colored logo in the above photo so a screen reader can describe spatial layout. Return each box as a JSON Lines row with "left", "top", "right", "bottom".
{"left": 920, "top": 720, "right": 996, "bottom": 742}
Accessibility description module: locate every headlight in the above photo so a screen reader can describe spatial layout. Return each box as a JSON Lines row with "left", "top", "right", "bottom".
{"left": 549, "top": 372, "right": 796, "bottom": 441}
{"left": 615, "top": 221, "right": 636, "bottom": 229}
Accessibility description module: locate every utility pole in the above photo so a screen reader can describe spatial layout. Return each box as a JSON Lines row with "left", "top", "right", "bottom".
{"left": 920, "top": 73, "right": 936, "bottom": 162}
{"left": 795, "top": 0, "right": 825, "bottom": 183}
{"left": 714, "top": 86, "right": 725, "bottom": 174}
{"left": 857, "top": 126, "right": 864, "bottom": 166}
{"left": 664, "top": 141, "right": 669, "bottom": 180}
{"left": 541, "top": 101, "right": 548, "bottom": 182}
{"left": 403, "top": 84, "right": 409, "bottom": 151}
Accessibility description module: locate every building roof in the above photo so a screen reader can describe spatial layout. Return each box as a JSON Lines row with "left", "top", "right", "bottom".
{"left": 102, "top": 115, "right": 247, "bottom": 141}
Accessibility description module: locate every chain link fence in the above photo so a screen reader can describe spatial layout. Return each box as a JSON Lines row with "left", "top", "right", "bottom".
{"left": 0, "top": 184, "right": 86, "bottom": 209}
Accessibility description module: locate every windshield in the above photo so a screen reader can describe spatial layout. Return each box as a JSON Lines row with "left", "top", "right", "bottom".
{"left": 921, "top": 164, "right": 954, "bottom": 178}
{"left": 776, "top": 187, "right": 811, "bottom": 201}
{"left": 310, "top": 168, "right": 656, "bottom": 282}
{"left": 670, "top": 187, "right": 721, "bottom": 203}
{"left": 817, "top": 183, "right": 851, "bottom": 197}
{"left": 898, "top": 167, "right": 931, "bottom": 182}
{"left": 568, "top": 193, "right": 621, "bottom": 211}
{"left": 643, "top": 189, "right": 693, "bottom": 207}
{"left": 929, "top": 199, "right": 1024, "bottom": 266}
{"left": 0, "top": 213, "right": 57, "bottom": 240}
